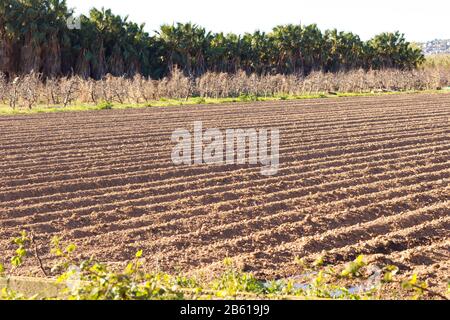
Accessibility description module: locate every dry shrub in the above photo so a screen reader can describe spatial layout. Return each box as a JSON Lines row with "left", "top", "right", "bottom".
{"left": 60, "top": 77, "right": 80, "bottom": 107}
{"left": 7, "top": 77, "right": 20, "bottom": 109}
{"left": 0, "top": 72, "right": 7, "bottom": 103}
{"left": 43, "top": 78, "right": 62, "bottom": 105}
{"left": 1, "top": 68, "right": 448, "bottom": 109}
{"left": 17, "top": 72, "right": 42, "bottom": 109}
{"left": 158, "top": 68, "right": 191, "bottom": 99}
{"left": 128, "top": 74, "right": 156, "bottom": 103}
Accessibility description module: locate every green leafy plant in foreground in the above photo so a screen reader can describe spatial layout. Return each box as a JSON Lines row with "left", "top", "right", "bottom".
{"left": 0, "top": 232, "right": 448, "bottom": 300}
{"left": 10, "top": 231, "right": 30, "bottom": 268}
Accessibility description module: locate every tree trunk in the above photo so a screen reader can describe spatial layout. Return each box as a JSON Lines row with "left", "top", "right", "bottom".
{"left": 75, "top": 49, "right": 91, "bottom": 79}
{"left": 42, "top": 33, "right": 62, "bottom": 77}
{"left": 20, "top": 33, "right": 42, "bottom": 74}
{"left": 91, "top": 40, "right": 106, "bottom": 79}
{"left": 0, "top": 34, "right": 14, "bottom": 76}
{"left": 108, "top": 44, "right": 125, "bottom": 76}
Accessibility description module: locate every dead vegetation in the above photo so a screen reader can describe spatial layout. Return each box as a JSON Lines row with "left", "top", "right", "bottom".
{"left": 0, "top": 68, "right": 449, "bottom": 110}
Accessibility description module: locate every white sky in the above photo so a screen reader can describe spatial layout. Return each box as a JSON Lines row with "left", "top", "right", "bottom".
{"left": 66, "top": 0, "right": 450, "bottom": 42}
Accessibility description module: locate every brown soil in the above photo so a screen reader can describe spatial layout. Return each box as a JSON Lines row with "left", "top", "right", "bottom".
{"left": 0, "top": 93, "right": 449, "bottom": 298}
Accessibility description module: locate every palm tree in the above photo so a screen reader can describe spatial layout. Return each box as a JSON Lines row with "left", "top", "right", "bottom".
{"left": 41, "top": 0, "right": 70, "bottom": 77}
{"left": 158, "top": 23, "right": 212, "bottom": 76}
{"left": 0, "top": 3, "right": 426, "bottom": 79}
{"left": 368, "top": 32, "right": 424, "bottom": 69}
{"left": 0, "top": 0, "right": 18, "bottom": 77}
{"left": 270, "top": 24, "right": 304, "bottom": 74}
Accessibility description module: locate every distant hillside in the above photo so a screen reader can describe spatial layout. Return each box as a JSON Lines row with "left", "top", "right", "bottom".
{"left": 420, "top": 39, "right": 450, "bottom": 55}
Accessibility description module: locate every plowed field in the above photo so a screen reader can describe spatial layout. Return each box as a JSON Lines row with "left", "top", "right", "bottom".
{"left": 1, "top": 93, "right": 449, "bottom": 295}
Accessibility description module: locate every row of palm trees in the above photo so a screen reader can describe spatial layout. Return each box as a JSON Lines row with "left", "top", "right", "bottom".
{"left": 0, "top": 0, "right": 425, "bottom": 79}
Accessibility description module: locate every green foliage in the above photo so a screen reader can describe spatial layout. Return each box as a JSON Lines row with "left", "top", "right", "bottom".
{"left": 210, "top": 258, "right": 266, "bottom": 297}
{"left": 238, "top": 94, "right": 259, "bottom": 102}
{"left": 1, "top": 233, "right": 447, "bottom": 300}
{"left": 382, "top": 265, "right": 399, "bottom": 283}
{"left": 340, "top": 255, "right": 366, "bottom": 278}
{"left": 193, "top": 97, "right": 206, "bottom": 104}
{"left": 49, "top": 236, "right": 78, "bottom": 274}
{"left": 401, "top": 274, "right": 429, "bottom": 300}
{"left": 56, "top": 259, "right": 185, "bottom": 300}
{"left": 0, "top": 1, "right": 424, "bottom": 79}
{"left": 96, "top": 101, "right": 113, "bottom": 110}
{"left": 1, "top": 288, "right": 29, "bottom": 300}
{"left": 10, "top": 231, "right": 29, "bottom": 268}
{"left": 367, "top": 32, "right": 424, "bottom": 69}
{"left": 312, "top": 256, "right": 325, "bottom": 267}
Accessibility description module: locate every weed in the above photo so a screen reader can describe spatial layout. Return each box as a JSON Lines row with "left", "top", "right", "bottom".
{"left": 97, "top": 101, "right": 113, "bottom": 110}
{"left": 0, "top": 233, "right": 448, "bottom": 300}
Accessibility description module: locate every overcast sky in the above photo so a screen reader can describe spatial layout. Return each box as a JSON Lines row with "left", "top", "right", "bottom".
{"left": 66, "top": 0, "right": 449, "bottom": 42}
